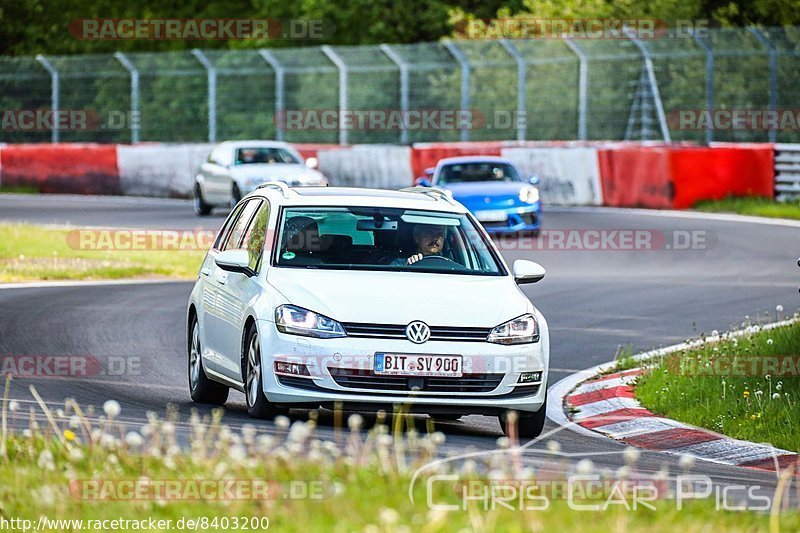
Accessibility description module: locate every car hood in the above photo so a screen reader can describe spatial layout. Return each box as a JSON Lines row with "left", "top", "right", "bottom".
{"left": 266, "top": 268, "right": 529, "bottom": 327}
{"left": 442, "top": 181, "right": 527, "bottom": 198}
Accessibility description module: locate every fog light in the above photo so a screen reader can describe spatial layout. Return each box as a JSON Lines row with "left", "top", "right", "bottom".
{"left": 518, "top": 371, "right": 542, "bottom": 383}
{"left": 274, "top": 362, "right": 310, "bottom": 376}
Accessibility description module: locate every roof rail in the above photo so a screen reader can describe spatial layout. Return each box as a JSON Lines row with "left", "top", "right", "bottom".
{"left": 255, "top": 181, "right": 292, "bottom": 198}
{"left": 398, "top": 186, "right": 456, "bottom": 205}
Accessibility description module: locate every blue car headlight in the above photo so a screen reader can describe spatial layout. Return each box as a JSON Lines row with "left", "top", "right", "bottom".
{"left": 519, "top": 186, "right": 540, "bottom": 204}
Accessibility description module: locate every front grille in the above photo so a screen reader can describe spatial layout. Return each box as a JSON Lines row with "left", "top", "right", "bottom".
{"left": 329, "top": 368, "right": 503, "bottom": 393}
{"left": 342, "top": 322, "right": 492, "bottom": 342}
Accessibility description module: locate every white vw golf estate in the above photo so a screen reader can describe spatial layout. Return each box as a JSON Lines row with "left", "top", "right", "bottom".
{"left": 187, "top": 183, "right": 550, "bottom": 436}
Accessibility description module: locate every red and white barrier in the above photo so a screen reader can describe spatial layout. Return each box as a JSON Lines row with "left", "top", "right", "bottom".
{"left": 0, "top": 141, "right": 779, "bottom": 210}
{"left": 0, "top": 143, "right": 120, "bottom": 195}
{"left": 501, "top": 146, "right": 603, "bottom": 206}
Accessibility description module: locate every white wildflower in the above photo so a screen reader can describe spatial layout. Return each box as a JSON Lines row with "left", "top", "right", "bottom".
{"left": 125, "top": 432, "right": 144, "bottom": 448}
{"left": 102, "top": 400, "right": 121, "bottom": 419}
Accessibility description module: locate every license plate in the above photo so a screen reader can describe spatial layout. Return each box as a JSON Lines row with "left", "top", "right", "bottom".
{"left": 374, "top": 353, "right": 463, "bottom": 377}
{"left": 475, "top": 209, "right": 507, "bottom": 223}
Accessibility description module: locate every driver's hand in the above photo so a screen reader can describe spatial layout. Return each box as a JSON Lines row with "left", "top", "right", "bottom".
{"left": 406, "top": 253, "right": 423, "bottom": 265}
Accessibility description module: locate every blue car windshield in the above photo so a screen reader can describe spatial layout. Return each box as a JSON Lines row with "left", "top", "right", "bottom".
{"left": 273, "top": 207, "right": 505, "bottom": 276}
{"left": 438, "top": 163, "right": 521, "bottom": 185}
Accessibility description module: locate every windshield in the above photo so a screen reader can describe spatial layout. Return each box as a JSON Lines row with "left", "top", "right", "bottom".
{"left": 438, "top": 162, "right": 522, "bottom": 185}
{"left": 235, "top": 147, "right": 300, "bottom": 165}
{"left": 274, "top": 207, "right": 505, "bottom": 275}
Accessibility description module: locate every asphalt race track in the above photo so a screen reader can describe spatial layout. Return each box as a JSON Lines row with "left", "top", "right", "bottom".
{"left": 1, "top": 193, "right": 798, "bottom": 500}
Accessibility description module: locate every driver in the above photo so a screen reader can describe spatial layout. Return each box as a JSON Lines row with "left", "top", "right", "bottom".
{"left": 401, "top": 224, "right": 446, "bottom": 265}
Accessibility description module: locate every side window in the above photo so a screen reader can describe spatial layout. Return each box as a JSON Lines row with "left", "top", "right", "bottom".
{"left": 213, "top": 203, "right": 244, "bottom": 250}
{"left": 244, "top": 201, "right": 270, "bottom": 271}
{"left": 221, "top": 199, "right": 260, "bottom": 251}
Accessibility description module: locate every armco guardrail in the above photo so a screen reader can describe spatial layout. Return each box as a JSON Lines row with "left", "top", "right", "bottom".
{"left": 775, "top": 144, "right": 800, "bottom": 200}
{"left": 0, "top": 141, "right": 777, "bottom": 209}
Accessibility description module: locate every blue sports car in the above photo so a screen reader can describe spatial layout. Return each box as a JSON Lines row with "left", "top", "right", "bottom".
{"left": 416, "top": 156, "right": 541, "bottom": 234}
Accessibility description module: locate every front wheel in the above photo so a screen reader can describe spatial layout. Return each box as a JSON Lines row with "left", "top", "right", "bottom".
{"left": 188, "top": 316, "right": 229, "bottom": 404}
{"left": 193, "top": 184, "right": 213, "bottom": 216}
{"left": 244, "top": 324, "right": 283, "bottom": 419}
{"left": 500, "top": 392, "right": 547, "bottom": 439}
{"left": 230, "top": 184, "right": 242, "bottom": 210}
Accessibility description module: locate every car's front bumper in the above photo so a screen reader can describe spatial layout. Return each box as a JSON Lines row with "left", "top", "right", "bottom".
{"left": 256, "top": 320, "right": 548, "bottom": 415}
{"left": 473, "top": 204, "right": 541, "bottom": 234}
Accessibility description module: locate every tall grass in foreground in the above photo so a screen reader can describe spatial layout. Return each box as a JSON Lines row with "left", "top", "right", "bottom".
{"left": 1, "top": 378, "right": 799, "bottom": 531}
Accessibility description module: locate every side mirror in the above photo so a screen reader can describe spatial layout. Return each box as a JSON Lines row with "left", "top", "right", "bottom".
{"left": 415, "top": 178, "right": 432, "bottom": 187}
{"left": 305, "top": 157, "right": 319, "bottom": 170}
{"left": 512, "top": 259, "right": 545, "bottom": 284}
{"left": 528, "top": 175, "right": 540, "bottom": 186}
{"left": 215, "top": 249, "right": 255, "bottom": 277}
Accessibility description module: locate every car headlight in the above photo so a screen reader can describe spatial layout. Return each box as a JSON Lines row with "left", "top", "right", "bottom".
{"left": 487, "top": 314, "right": 539, "bottom": 344}
{"left": 275, "top": 305, "right": 346, "bottom": 338}
{"left": 519, "top": 186, "right": 540, "bottom": 204}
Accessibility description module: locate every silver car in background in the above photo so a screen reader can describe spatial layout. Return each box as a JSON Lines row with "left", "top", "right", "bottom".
{"left": 193, "top": 140, "right": 328, "bottom": 215}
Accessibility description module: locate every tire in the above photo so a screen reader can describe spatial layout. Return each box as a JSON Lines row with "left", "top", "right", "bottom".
{"left": 188, "top": 316, "right": 229, "bottom": 404}
{"left": 243, "top": 323, "right": 283, "bottom": 419}
{"left": 193, "top": 184, "right": 213, "bottom": 216}
{"left": 230, "top": 184, "right": 242, "bottom": 211}
{"left": 500, "top": 391, "right": 547, "bottom": 439}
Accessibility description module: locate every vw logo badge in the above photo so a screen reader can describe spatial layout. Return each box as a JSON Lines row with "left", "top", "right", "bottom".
{"left": 405, "top": 321, "right": 431, "bottom": 344}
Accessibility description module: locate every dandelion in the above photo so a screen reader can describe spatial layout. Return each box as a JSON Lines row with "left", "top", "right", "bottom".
{"left": 766, "top": 339, "right": 774, "bottom": 345}
{"left": 776, "top": 305, "right": 783, "bottom": 313}
{"left": 68, "top": 448, "right": 84, "bottom": 462}
{"left": 679, "top": 454, "right": 695, "bottom": 470}
{"left": 575, "top": 459, "right": 594, "bottom": 475}
{"left": 772, "top": 393, "right": 781, "bottom": 400}
{"left": 776, "top": 383, "right": 783, "bottom": 391}
{"left": 623, "top": 446, "right": 640, "bottom": 465}
{"left": 8, "top": 400, "right": 18, "bottom": 412}
{"left": 711, "top": 330, "right": 719, "bottom": 337}
{"left": 347, "top": 414, "right": 363, "bottom": 431}
{"left": 430, "top": 432, "right": 446, "bottom": 446}
{"left": 496, "top": 436, "right": 510, "bottom": 449}
{"left": 546, "top": 440, "right": 561, "bottom": 453}
{"left": 125, "top": 432, "right": 144, "bottom": 448}
{"left": 69, "top": 415, "right": 81, "bottom": 428}
{"left": 63, "top": 429, "right": 77, "bottom": 442}
{"left": 37, "top": 450, "right": 55, "bottom": 471}
{"left": 102, "top": 400, "right": 121, "bottom": 419}
{"left": 743, "top": 390, "right": 750, "bottom": 399}
{"left": 274, "top": 415, "right": 290, "bottom": 429}
{"left": 379, "top": 508, "right": 400, "bottom": 526}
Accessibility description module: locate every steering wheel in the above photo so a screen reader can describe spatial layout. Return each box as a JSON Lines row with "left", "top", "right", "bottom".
{"left": 411, "top": 255, "right": 466, "bottom": 271}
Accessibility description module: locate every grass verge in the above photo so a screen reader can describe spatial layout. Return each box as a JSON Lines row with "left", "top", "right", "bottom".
{"left": 635, "top": 318, "right": 800, "bottom": 453}
{"left": 694, "top": 196, "right": 800, "bottom": 220}
{"left": 0, "top": 223, "right": 206, "bottom": 282}
{"left": 1, "top": 389, "right": 798, "bottom": 532}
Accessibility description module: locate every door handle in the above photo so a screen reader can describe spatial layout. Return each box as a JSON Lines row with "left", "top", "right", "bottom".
{"left": 200, "top": 267, "right": 211, "bottom": 276}
{"left": 215, "top": 273, "right": 228, "bottom": 285}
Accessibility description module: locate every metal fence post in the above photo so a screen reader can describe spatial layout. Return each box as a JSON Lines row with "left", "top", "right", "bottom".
{"left": 191, "top": 49, "right": 217, "bottom": 143}
{"left": 749, "top": 27, "right": 778, "bottom": 143}
{"left": 114, "top": 52, "right": 140, "bottom": 144}
{"left": 690, "top": 30, "right": 714, "bottom": 144}
{"left": 443, "top": 41, "right": 471, "bottom": 142}
{"left": 35, "top": 54, "right": 59, "bottom": 143}
{"left": 258, "top": 50, "right": 285, "bottom": 142}
{"left": 499, "top": 39, "right": 527, "bottom": 141}
{"left": 623, "top": 27, "right": 672, "bottom": 142}
{"left": 563, "top": 38, "right": 588, "bottom": 141}
{"left": 321, "top": 46, "right": 348, "bottom": 145}
{"left": 380, "top": 44, "right": 409, "bottom": 145}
